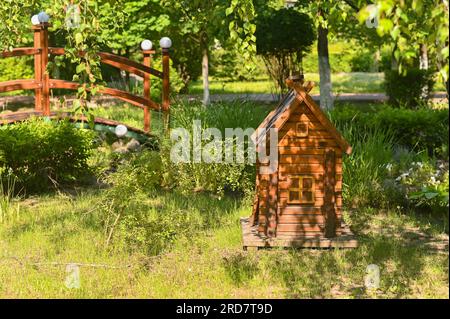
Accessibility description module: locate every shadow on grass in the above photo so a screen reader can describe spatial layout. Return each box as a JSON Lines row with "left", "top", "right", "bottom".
{"left": 3, "top": 187, "right": 244, "bottom": 256}
{"left": 260, "top": 236, "right": 435, "bottom": 298}
{"left": 222, "top": 251, "right": 259, "bottom": 286}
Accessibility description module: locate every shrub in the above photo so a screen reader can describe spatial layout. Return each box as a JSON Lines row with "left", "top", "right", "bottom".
{"left": 350, "top": 51, "right": 374, "bottom": 72}
{"left": 392, "top": 160, "right": 449, "bottom": 214}
{"left": 0, "top": 118, "right": 95, "bottom": 192}
{"left": 340, "top": 125, "right": 395, "bottom": 208}
{"left": 99, "top": 150, "right": 162, "bottom": 249}
{"left": 0, "top": 56, "right": 33, "bottom": 96}
{"left": 160, "top": 100, "right": 269, "bottom": 199}
{"left": 330, "top": 105, "right": 449, "bottom": 158}
{"left": 98, "top": 150, "right": 241, "bottom": 254}
{"left": 256, "top": 8, "right": 315, "bottom": 92}
{"left": 384, "top": 68, "right": 436, "bottom": 107}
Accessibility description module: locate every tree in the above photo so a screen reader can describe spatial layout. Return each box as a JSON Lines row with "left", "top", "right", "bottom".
{"left": 295, "top": 1, "right": 374, "bottom": 109}
{"left": 161, "top": 0, "right": 227, "bottom": 105}
{"left": 163, "top": 0, "right": 256, "bottom": 105}
{"left": 255, "top": 8, "right": 315, "bottom": 94}
{"left": 358, "top": 0, "right": 449, "bottom": 94}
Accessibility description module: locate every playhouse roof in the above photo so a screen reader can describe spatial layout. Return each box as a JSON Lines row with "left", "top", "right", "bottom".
{"left": 252, "top": 79, "right": 352, "bottom": 155}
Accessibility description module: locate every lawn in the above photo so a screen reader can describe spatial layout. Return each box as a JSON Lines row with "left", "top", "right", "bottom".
{"left": 0, "top": 189, "right": 448, "bottom": 298}
{"left": 0, "top": 102, "right": 448, "bottom": 299}
{"left": 187, "top": 73, "right": 447, "bottom": 95}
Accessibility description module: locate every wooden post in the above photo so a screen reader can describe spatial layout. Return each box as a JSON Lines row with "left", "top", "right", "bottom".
{"left": 162, "top": 47, "right": 170, "bottom": 130}
{"left": 40, "top": 23, "right": 50, "bottom": 116}
{"left": 142, "top": 50, "right": 154, "bottom": 132}
{"left": 33, "top": 26, "right": 42, "bottom": 111}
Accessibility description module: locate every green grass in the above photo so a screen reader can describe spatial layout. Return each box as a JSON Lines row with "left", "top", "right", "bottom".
{"left": 188, "top": 73, "right": 385, "bottom": 95}
{"left": 0, "top": 101, "right": 448, "bottom": 299}
{"left": 0, "top": 188, "right": 447, "bottom": 298}
{"left": 188, "top": 72, "right": 447, "bottom": 95}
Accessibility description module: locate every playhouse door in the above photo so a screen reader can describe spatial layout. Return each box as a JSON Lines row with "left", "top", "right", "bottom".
{"left": 323, "top": 149, "right": 337, "bottom": 238}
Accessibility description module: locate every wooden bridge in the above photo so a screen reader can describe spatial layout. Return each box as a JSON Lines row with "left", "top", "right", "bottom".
{"left": 0, "top": 21, "right": 170, "bottom": 134}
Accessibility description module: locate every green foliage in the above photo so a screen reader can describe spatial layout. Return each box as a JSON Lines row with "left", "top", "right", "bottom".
{"left": 160, "top": 100, "right": 269, "bottom": 199}
{"left": 332, "top": 104, "right": 449, "bottom": 212}
{"left": 0, "top": 57, "right": 34, "bottom": 95}
{"left": 0, "top": 118, "right": 95, "bottom": 192}
{"left": 385, "top": 68, "right": 436, "bottom": 107}
{"left": 255, "top": 8, "right": 315, "bottom": 92}
{"left": 255, "top": 8, "right": 315, "bottom": 56}
{"left": 331, "top": 105, "right": 449, "bottom": 158}
{"left": 394, "top": 161, "right": 449, "bottom": 214}
{"left": 163, "top": 0, "right": 257, "bottom": 93}
{"left": 210, "top": 44, "right": 266, "bottom": 82}
{"left": 350, "top": 50, "right": 374, "bottom": 72}
{"left": 358, "top": 0, "right": 449, "bottom": 82}
{"left": 226, "top": 0, "right": 257, "bottom": 61}
{"left": 340, "top": 125, "right": 395, "bottom": 208}
{"left": 98, "top": 148, "right": 246, "bottom": 255}
{"left": 0, "top": 168, "right": 20, "bottom": 224}
{"left": 99, "top": 150, "right": 167, "bottom": 253}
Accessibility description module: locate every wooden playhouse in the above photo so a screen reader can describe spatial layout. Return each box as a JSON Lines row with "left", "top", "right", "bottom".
{"left": 241, "top": 77, "right": 357, "bottom": 249}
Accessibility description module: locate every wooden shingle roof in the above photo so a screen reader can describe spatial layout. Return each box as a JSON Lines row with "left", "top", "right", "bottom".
{"left": 251, "top": 79, "right": 352, "bottom": 155}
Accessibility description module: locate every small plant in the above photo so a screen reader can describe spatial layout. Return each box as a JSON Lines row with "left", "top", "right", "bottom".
{"left": 394, "top": 161, "right": 449, "bottom": 214}
{"left": 0, "top": 168, "right": 20, "bottom": 224}
{"left": 340, "top": 125, "right": 395, "bottom": 208}
{"left": 99, "top": 150, "right": 164, "bottom": 249}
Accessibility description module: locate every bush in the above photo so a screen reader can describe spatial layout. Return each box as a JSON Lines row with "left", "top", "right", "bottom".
{"left": 384, "top": 68, "right": 436, "bottom": 107}
{"left": 350, "top": 51, "right": 373, "bottom": 72}
{"left": 160, "top": 100, "right": 269, "bottom": 199}
{"left": 0, "top": 118, "right": 95, "bottom": 192}
{"left": 98, "top": 149, "right": 241, "bottom": 255}
{"left": 340, "top": 125, "right": 395, "bottom": 208}
{"left": 0, "top": 56, "right": 34, "bottom": 96}
{"left": 390, "top": 160, "right": 449, "bottom": 214}
{"left": 330, "top": 105, "right": 449, "bottom": 158}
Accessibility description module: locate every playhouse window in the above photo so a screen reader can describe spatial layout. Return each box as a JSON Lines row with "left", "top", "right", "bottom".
{"left": 288, "top": 176, "right": 315, "bottom": 204}
{"left": 296, "top": 122, "right": 309, "bottom": 137}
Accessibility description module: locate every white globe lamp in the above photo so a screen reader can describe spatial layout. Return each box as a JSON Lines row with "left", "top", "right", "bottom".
{"left": 31, "top": 15, "right": 40, "bottom": 26}
{"left": 159, "top": 37, "right": 172, "bottom": 49}
{"left": 115, "top": 124, "right": 128, "bottom": 138}
{"left": 141, "top": 40, "right": 153, "bottom": 51}
{"left": 37, "top": 11, "right": 50, "bottom": 23}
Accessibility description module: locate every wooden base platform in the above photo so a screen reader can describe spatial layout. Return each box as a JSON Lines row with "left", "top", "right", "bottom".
{"left": 241, "top": 217, "right": 358, "bottom": 249}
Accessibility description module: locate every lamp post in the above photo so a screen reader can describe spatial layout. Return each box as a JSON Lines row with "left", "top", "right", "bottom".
{"left": 160, "top": 37, "right": 171, "bottom": 130}
{"left": 141, "top": 40, "right": 154, "bottom": 133}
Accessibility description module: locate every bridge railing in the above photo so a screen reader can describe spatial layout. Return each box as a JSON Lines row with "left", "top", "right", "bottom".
{"left": 0, "top": 22, "right": 171, "bottom": 133}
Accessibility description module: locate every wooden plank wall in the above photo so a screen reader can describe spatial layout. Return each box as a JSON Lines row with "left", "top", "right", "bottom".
{"left": 275, "top": 102, "right": 343, "bottom": 239}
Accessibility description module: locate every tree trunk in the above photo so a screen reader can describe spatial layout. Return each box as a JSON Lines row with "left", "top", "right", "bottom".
{"left": 317, "top": 19, "right": 333, "bottom": 110}
{"left": 391, "top": 45, "right": 399, "bottom": 71}
{"left": 419, "top": 43, "right": 430, "bottom": 99}
{"left": 419, "top": 43, "right": 429, "bottom": 70}
{"left": 372, "top": 47, "right": 381, "bottom": 72}
{"left": 202, "top": 47, "right": 210, "bottom": 106}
